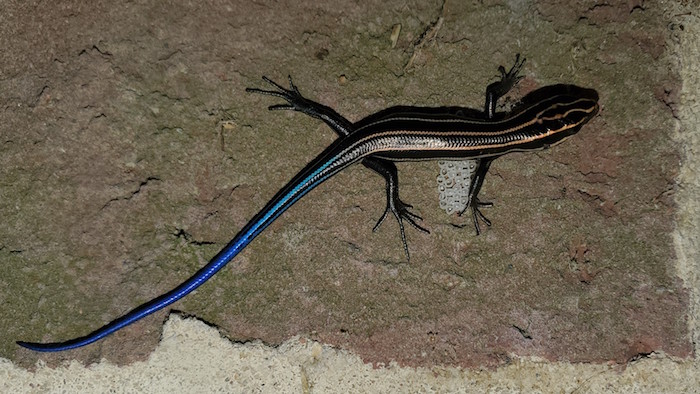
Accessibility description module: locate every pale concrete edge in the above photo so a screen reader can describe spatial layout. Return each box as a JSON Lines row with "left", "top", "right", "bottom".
{"left": 671, "top": 2, "right": 700, "bottom": 359}
{"left": 2, "top": 3, "right": 699, "bottom": 393}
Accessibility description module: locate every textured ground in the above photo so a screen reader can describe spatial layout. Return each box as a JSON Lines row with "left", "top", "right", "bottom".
{"left": 1, "top": 0, "right": 695, "bottom": 383}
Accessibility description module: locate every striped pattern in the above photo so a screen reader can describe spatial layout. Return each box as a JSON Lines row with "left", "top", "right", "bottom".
{"left": 17, "top": 84, "right": 598, "bottom": 352}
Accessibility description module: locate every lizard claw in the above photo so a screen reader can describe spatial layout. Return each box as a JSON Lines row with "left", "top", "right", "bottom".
{"left": 246, "top": 76, "right": 316, "bottom": 115}
{"left": 459, "top": 198, "right": 493, "bottom": 235}
{"left": 373, "top": 197, "right": 429, "bottom": 260}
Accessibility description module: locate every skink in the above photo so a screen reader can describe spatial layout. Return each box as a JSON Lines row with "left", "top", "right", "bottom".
{"left": 18, "top": 55, "right": 599, "bottom": 352}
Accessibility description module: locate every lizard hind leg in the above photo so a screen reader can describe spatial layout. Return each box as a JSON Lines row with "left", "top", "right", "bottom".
{"left": 365, "top": 158, "right": 429, "bottom": 260}
{"left": 246, "top": 75, "right": 354, "bottom": 136}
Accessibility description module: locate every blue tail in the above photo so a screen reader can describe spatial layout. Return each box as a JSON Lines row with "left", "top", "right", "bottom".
{"left": 17, "top": 237, "right": 249, "bottom": 351}
{"left": 18, "top": 136, "right": 362, "bottom": 352}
